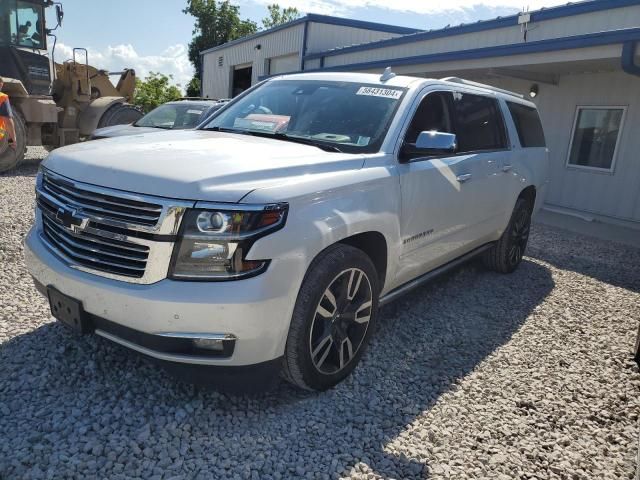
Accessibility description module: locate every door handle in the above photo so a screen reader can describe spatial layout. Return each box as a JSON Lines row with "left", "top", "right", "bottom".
{"left": 502, "top": 164, "right": 513, "bottom": 172}
{"left": 456, "top": 173, "right": 472, "bottom": 183}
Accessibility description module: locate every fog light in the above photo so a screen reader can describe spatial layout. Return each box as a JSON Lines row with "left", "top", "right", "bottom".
{"left": 193, "top": 338, "right": 225, "bottom": 351}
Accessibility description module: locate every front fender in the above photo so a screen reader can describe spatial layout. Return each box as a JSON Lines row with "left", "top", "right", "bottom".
{"left": 244, "top": 166, "right": 402, "bottom": 297}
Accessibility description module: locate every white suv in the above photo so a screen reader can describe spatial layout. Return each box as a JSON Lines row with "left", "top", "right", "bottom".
{"left": 24, "top": 72, "right": 549, "bottom": 391}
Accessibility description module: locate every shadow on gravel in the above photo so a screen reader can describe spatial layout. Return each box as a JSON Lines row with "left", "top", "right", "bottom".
{"left": 0, "top": 162, "right": 39, "bottom": 178}
{"left": 528, "top": 225, "right": 640, "bottom": 293}
{"left": 0, "top": 259, "right": 554, "bottom": 479}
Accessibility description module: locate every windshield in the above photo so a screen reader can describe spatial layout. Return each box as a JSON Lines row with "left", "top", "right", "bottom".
{"left": 135, "top": 104, "right": 210, "bottom": 129}
{"left": 201, "top": 80, "right": 406, "bottom": 153}
{"left": 0, "top": 0, "right": 45, "bottom": 49}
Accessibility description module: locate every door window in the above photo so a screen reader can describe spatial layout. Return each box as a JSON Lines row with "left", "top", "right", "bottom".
{"left": 452, "top": 93, "right": 507, "bottom": 152}
{"left": 404, "top": 91, "right": 453, "bottom": 145}
{"left": 567, "top": 107, "right": 625, "bottom": 171}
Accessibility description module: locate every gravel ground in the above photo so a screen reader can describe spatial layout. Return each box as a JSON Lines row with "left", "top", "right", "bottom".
{"left": 1, "top": 148, "right": 639, "bottom": 480}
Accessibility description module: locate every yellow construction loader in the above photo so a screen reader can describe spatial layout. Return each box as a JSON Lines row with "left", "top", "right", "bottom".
{"left": 0, "top": 1, "right": 143, "bottom": 172}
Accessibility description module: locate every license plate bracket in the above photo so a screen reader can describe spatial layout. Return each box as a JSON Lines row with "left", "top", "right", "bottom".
{"left": 47, "top": 286, "right": 91, "bottom": 334}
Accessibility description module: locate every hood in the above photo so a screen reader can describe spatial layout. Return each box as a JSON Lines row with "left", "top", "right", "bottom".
{"left": 91, "top": 124, "right": 159, "bottom": 139}
{"left": 43, "top": 130, "right": 365, "bottom": 203}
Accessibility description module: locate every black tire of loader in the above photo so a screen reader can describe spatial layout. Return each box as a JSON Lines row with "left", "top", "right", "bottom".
{"left": 0, "top": 110, "right": 26, "bottom": 173}
{"left": 97, "top": 103, "right": 143, "bottom": 129}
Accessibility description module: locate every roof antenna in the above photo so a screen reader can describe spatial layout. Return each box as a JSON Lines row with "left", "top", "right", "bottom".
{"left": 380, "top": 67, "right": 396, "bottom": 82}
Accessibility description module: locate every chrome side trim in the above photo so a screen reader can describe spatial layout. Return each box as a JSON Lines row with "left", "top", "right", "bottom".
{"left": 95, "top": 330, "right": 236, "bottom": 365}
{"left": 156, "top": 333, "right": 237, "bottom": 341}
{"left": 379, "top": 243, "right": 495, "bottom": 306}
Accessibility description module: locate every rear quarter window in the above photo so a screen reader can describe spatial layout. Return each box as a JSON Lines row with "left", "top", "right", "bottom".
{"left": 507, "top": 102, "right": 546, "bottom": 148}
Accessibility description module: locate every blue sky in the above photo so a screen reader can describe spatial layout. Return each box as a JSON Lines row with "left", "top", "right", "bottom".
{"left": 46, "top": 0, "right": 569, "bottom": 90}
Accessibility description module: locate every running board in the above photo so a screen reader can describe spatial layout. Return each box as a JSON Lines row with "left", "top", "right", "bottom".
{"left": 379, "top": 243, "right": 495, "bottom": 306}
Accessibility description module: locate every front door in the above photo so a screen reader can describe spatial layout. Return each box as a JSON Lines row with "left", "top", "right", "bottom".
{"left": 395, "top": 89, "right": 510, "bottom": 285}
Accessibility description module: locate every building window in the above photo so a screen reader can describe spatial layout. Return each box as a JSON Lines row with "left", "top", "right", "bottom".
{"left": 567, "top": 106, "right": 626, "bottom": 171}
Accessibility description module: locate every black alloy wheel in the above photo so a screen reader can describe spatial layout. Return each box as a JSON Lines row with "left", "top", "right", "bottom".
{"left": 309, "top": 268, "right": 373, "bottom": 375}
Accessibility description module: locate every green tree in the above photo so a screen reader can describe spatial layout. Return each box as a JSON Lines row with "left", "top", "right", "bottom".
{"left": 262, "top": 4, "right": 301, "bottom": 29}
{"left": 185, "top": 77, "right": 201, "bottom": 98}
{"left": 133, "top": 72, "right": 183, "bottom": 113}
{"left": 183, "top": 0, "right": 257, "bottom": 85}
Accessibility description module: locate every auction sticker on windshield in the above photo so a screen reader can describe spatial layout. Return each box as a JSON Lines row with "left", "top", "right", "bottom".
{"left": 356, "top": 87, "right": 403, "bottom": 99}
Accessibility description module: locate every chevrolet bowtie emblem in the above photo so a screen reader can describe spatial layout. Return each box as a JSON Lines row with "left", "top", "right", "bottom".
{"left": 56, "top": 207, "right": 89, "bottom": 233}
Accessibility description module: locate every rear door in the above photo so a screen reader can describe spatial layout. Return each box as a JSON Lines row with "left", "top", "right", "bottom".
{"left": 450, "top": 91, "right": 512, "bottom": 235}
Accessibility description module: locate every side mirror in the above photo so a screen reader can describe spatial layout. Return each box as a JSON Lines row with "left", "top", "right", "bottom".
{"left": 400, "top": 131, "right": 457, "bottom": 162}
{"left": 415, "top": 131, "right": 457, "bottom": 152}
{"left": 56, "top": 5, "right": 64, "bottom": 27}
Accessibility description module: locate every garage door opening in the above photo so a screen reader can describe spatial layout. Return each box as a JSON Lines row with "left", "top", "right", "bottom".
{"left": 232, "top": 64, "right": 252, "bottom": 97}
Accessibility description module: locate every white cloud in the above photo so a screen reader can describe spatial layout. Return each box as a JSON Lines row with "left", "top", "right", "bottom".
{"left": 249, "top": 0, "right": 569, "bottom": 16}
{"left": 54, "top": 43, "right": 193, "bottom": 92}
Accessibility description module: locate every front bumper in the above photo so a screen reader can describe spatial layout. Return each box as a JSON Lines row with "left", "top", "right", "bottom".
{"left": 24, "top": 227, "right": 301, "bottom": 368}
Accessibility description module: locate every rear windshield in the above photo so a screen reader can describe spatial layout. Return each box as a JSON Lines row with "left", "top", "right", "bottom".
{"left": 507, "top": 102, "right": 546, "bottom": 148}
{"left": 201, "top": 80, "right": 407, "bottom": 154}
{"left": 135, "top": 104, "right": 209, "bottom": 129}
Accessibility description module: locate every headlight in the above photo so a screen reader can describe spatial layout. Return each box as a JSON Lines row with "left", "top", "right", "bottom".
{"left": 169, "top": 203, "right": 288, "bottom": 280}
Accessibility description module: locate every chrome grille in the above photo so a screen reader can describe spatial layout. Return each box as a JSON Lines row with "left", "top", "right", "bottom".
{"left": 41, "top": 211, "right": 149, "bottom": 278}
{"left": 35, "top": 168, "right": 193, "bottom": 284}
{"left": 41, "top": 170, "right": 164, "bottom": 228}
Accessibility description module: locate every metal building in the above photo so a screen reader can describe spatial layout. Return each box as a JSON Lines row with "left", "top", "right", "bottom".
{"left": 201, "top": 0, "right": 640, "bottom": 228}
{"left": 200, "top": 15, "right": 419, "bottom": 99}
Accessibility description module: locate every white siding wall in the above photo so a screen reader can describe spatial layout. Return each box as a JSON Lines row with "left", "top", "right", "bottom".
{"left": 478, "top": 72, "right": 640, "bottom": 224}
{"left": 305, "top": 23, "right": 403, "bottom": 54}
{"left": 202, "top": 21, "right": 416, "bottom": 98}
{"left": 269, "top": 53, "right": 300, "bottom": 74}
{"left": 323, "top": 5, "right": 640, "bottom": 68}
{"left": 202, "top": 24, "right": 305, "bottom": 99}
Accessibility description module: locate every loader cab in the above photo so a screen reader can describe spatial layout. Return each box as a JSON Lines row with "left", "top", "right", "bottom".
{"left": 0, "top": 0, "right": 46, "bottom": 50}
{"left": 0, "top": 0, "right": 51, "bottom": 95}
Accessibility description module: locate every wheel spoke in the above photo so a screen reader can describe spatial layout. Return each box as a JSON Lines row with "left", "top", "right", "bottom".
{"left": 346, "top": 269, "right": 363, "bottom": 301}
{"left": 312, "top": 335, "right": 333, "bottom": 368}
{"left": 354, "top": 300, "right": 372, "bottom": 324}
{"left": 316, "top": 288, "right": 337, "bottom": 318}
{"left": 339, "top": 337, "right": 353, "bottom": 369}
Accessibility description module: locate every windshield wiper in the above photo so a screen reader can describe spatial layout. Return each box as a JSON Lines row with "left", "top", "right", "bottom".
{"left": 204, "top": 126, "right": 344, "bottom": 152}
{"left": 272, "top": 133, "right": 344, "bottom": 153}
{"left": 203, "top": 126, "right": 239, "bottom": 133}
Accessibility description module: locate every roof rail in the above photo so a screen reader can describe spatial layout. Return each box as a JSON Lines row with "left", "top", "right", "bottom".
{"left": 441, "top": 77, "right": 524, "bottom": 99}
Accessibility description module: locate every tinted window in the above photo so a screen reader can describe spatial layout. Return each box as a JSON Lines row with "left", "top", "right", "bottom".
{"left": 507, "top": 102, "right": 546, "bottom": 147}
{"left": 404, "top": 92, "right": 453, "bottom": 144}
{"left": 568, "top": 107, "right": 624, "bottom": 170}
{"left": 452, "top": 93, "right": 507, "bottom": 152}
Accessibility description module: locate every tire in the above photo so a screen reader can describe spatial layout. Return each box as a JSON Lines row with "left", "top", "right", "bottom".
{"left": 97, "top": 103, "right": 143, "bottom": 129}
{"left": 483, "top": 197, "right": 532, "bottom": 274}
{"left": 0, "top": 110, "right": 26, "bottom": 173}
{"left": 282, "top": 244, "right": 380, "bottom": 391}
